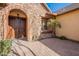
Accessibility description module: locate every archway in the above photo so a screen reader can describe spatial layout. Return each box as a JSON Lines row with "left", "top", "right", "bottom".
{"left": 8, "top": 9, "right": 27, "bottom": 39}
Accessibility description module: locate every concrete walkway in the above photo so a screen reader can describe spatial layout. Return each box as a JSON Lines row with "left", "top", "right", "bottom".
{"left": 11, "top": 39, "right": 59, "bottom": 56}
{"left": 40, "top": 38, "right": 79, "bottom": 56}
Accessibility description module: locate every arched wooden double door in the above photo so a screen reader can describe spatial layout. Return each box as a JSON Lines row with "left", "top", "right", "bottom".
{"left": 9, "top": 16, "right": 26, "bottom": 38}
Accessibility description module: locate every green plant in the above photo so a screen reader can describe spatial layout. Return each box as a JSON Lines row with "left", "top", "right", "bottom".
{"left": 0, "top": 40, "right": 12, "bottom": 56}
{"left": 47, "top": 19, "right": 61, "bottom": 37}
{"left": 32, "top": 35, "right": 38, "bottom": 41}
{"left": 56, "top": 36, "right": 68, "bottom": 40}
{"left": 59, "top": 36, "right": 67, "bottom": 40}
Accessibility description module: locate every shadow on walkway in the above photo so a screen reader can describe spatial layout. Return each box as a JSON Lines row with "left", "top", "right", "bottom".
{"left": 40, "top": 38, "right": 79, "bottom": 56}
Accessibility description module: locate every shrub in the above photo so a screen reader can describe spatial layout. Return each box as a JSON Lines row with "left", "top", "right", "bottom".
{"left": 59, "top": 36, "right": 67, "bottom": 40}
{"left": 56, "top": 36, "right": 68, "bottom": 40}
{"left": 0, "top": 40, "right": 12, "bottom": 56}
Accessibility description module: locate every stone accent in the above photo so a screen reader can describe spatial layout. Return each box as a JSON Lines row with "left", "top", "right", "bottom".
{"left": 0, "top": 3, "right": 48, "bottom": 41}
{"left": 0, "top": 15, "right": 3, "bottom": 40}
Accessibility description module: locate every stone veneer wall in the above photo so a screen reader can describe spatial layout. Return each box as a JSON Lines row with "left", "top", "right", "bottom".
{"left": 0, "top": 3, "right": 48, "bottom": 41}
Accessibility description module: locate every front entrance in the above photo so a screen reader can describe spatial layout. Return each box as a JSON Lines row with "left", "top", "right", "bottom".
{"left": 9, "top": 16, "right": 26, "bottom": 39}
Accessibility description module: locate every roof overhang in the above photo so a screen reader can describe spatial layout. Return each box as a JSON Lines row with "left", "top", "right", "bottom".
{"left": 41, "top": 12, "right": 57, "bottom": 20}
{"left": 57, "top": 3, "right": 79, "bottom": 16}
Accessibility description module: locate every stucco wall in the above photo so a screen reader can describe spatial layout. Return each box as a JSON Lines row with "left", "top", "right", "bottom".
{"left": 0, "top": 3, "right": 48, "bottom": 41}
{"left": 56, "top": 10, "right": 79, "bottom": 41}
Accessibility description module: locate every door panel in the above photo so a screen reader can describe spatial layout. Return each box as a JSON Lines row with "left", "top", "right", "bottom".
{"left": 9, "top": 16, "right": 26, "bottom": 38}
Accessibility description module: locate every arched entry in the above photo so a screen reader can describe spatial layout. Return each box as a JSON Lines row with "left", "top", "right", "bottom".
{"left": 8, "top": 9, "right": 27, "bottom": 39}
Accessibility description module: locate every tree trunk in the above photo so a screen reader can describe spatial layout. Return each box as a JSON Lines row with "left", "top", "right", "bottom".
{"left": 53, "top": 26, "right": 56, "bottom": 37}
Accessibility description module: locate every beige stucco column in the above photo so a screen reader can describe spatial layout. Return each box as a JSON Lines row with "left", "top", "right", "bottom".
{"left": 26, "top": 14, "right": 33, "bottom": 41}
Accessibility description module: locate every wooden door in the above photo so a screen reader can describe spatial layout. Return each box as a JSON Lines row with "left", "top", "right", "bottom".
{"left": 9, "top": 16, "right": 26, "bottom": 38}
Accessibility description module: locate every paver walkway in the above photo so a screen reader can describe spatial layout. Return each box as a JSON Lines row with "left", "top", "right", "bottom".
{"left": 11, "top": 39, "right": 59, "bottom": 56}
{"left": 40, "top": 38, "right": 79, "bottom": 56}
